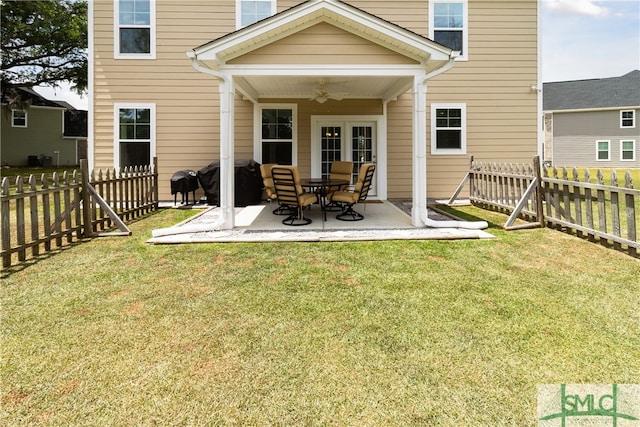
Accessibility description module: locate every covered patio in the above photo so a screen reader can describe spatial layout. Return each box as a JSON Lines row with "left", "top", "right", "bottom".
{"left": 149, "top": 200, "right": 494, "bottom": 243}
{"left": 186, "top": 0, "right": 485, "bottom": 231}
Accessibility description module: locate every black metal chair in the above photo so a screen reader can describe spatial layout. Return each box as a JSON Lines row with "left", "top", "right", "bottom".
{"left": 271, "top": 166, "right": 317, "bottom": 226}
{"left": 326, "top": 163, "right": 375, "bottom": 221}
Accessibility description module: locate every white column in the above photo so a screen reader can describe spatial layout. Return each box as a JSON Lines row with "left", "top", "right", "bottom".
{"left": 411, "top": 77, "right": 428, "bottom": 227}
{"left": 219, "top": 78, "right": 235, "bottom": 229}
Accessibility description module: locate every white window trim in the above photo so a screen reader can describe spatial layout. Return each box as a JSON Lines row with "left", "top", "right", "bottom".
{"left": 431, "top": 103, "right": 467, "bottom": 155}
{"left": 253, "top": 103, "right": 297, "bottom": 165}
{"left": 596, "top": 140, "right": 610, "bottom": 162}
{"left": 620, "top": 110, "right": 635, "bottom": 128}
{"left": 236, "top": 0, "right": 277, "bottom": 30}
{"left": 114, "top": 103, "right": 156, "bottom": 169}
{"left": 620, "top": 140, "right": 636, "bottom": 162}
{"left": 114, "top": 0, "right": 156, "bottom": 59}
{"left": 11, "top": 109, "right": 27, "bottom": 128}
{"left": 428, "top": 0, "right": 468, "bottom": 61}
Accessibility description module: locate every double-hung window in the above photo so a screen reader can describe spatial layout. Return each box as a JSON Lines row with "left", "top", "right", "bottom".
{"left": 260, "top": 105, "right": 295, "bottom": 165}
{"left": 11, "top": 110, "right": 27, "bottom": 128}
{"left": 115, "top": 103, "right": 156, "bottom": 168}
{"left": 621, "top": 140, "right": 636, "bottom": 161}
{"left": 115, "top": 0, "right": 155, "bottom": 58}
{"left": 621, "top": 110, "right": 635, "bottom": 128}
{"left": 431, "top": 103, "right": 466, "bottom": 155}
{"left": 429, "top": 0, "right": 468, "bottom": 60}
{"left": 237, "top": 0, "right": 276, "bottom": 28}
{"left": 596, "top": 140, "right": 610, "bottom": 161}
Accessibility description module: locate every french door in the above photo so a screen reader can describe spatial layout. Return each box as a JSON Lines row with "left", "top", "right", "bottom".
{"left": 313, "top": 118, "right": 377, "bottom": 195}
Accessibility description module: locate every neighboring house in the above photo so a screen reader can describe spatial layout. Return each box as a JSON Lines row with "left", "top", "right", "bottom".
{"left": 543, "top": 70, "right": 640, "bottom": 168}
{"left": 1, "top": 87, "right": 88, "bottom": 167}
{"left": 90, "top": 0, "right": 540, "bottom": 227}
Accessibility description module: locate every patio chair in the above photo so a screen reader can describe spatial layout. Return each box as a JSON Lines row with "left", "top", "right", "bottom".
{"left": 327, "top": 163, "right": 375, "bottom": 221}
{"left": 323, "top": 160, "right": 353, "bottom": 211}
{"left": 271, "top": 166, "right": 318, "bottom": 226}
{"left": 260, "top": 163, "right": 290, "bottom": 215}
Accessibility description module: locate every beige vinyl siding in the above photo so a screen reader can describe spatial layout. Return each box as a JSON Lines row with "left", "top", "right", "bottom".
{"left": 93, "top": 0, "right": 539, "bottom": 201}
{"left": 93, "top": 0, "right": 239, "bottom": 198}
{"left": 229, "top": 23, "right": 419, "bottom": 65}
{"left": 420, "top": 0, "right": 539, "bottom": 198}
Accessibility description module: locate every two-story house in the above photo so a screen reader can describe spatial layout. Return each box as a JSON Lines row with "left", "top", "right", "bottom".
{"left": 543, "top": 70, "right": 640, "bottom": 168}
{"left": 89, "top": 0, "right": 540, "bottom": 228}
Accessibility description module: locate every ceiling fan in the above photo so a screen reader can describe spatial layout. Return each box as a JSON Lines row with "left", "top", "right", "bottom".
{"left": 309, "top": 79, "right": 348, "bottom": 103}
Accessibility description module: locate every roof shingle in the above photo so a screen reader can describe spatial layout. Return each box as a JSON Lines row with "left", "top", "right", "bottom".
{"left": 543, "top": 70, "right": 640, "bottom": 111}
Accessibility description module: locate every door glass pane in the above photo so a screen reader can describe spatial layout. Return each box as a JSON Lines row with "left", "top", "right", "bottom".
{"left": 321, "top": 126, "right": 341, "bottom": 178}
{"left": 352, "top": 126, "right": 373, "bottom": 183}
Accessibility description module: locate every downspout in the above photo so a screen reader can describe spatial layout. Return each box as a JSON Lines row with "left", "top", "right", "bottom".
{"left": 187, "top": 52, "right": 235, "bottom": 230}
{"left": 417, "top": 53, "right": 488, "bottom": 230}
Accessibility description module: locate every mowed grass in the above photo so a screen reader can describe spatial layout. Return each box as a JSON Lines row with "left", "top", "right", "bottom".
{"left": 1, "top": 206, "right": 639, "bottom": 426}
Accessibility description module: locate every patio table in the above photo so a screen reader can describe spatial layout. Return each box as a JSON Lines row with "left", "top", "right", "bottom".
{"left": 300, "top": 178, "right": 350, "bottom": 221}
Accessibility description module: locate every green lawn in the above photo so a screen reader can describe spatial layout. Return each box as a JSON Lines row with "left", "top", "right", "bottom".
{"left": 1, "top": 206, "right": 639, "bottom": 426}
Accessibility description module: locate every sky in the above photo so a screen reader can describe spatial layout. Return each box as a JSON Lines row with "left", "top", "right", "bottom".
{"left": 34, "top": 0, "right": 640, "bottom": 110}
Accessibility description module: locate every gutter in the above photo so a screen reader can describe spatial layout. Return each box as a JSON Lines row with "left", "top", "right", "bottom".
{"left": 417, "top": 52, "right": 488, "bottom": 230}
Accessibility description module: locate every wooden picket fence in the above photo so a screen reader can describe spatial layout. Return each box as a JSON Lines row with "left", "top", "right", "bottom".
{"left": 1, "top": 159, "right": 158, "bottom": 269}
{"left": 450, "top": 156, "right": 639, "bottom": 256}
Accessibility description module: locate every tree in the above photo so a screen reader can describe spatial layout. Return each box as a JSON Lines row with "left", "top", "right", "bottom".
{"left": 1, "top": 0, "right": 88, "bottom": 93}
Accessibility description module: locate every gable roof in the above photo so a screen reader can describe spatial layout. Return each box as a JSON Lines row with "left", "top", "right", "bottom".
{"left": 191, "top": 0, "right": 453, "bottom": 70}
{"left": 1, "top": 86, "right": 70, "bottom": 110}
{"left": 543, "top": 70, "right": 640, "bottom": 112}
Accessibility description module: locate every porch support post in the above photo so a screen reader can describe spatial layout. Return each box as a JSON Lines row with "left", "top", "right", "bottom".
{"left": 219, "top": 78, "right": 235, "bottom": 229}
{"left": 411, "top": 76, "right": 428, "bottom": 227}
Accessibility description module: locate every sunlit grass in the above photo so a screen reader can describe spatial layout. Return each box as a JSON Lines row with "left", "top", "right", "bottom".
{"left": 1, "top": 207, "right": 639, "bottom": 425}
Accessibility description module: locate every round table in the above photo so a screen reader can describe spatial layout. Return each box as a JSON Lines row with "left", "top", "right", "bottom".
{"left": 299, "top": 178, "right": 350, "bottom": 220}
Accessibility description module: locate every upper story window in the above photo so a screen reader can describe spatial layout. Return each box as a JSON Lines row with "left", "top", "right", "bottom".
{"left": 596, "top": 140, "right": 610, "bottom": 161}
{"left": 237, "top": 0, "right": 276, "bottom": 29}
{"left": 431, "top": 103, "right": 466, "bottom": 155}
{"left": 429, "top": 0, "right": 468, "bottom": 61}
{"left": 621, "top": 140, "right": 636, "bottom": 161}
{"left": 115, "top": 0, "right": 156, "bottom": 59}
{"left": 11, "top": 110, "right": 27, "bottom": 128}
{"left": 621, "top": 110, "right": 635, "bottom": 128}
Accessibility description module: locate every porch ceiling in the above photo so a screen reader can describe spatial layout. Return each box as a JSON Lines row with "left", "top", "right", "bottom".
{"left": 234, "top": 75, "right": 413, "bottom": 102}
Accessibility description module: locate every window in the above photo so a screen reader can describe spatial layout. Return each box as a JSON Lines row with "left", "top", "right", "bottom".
{"left": 621, "top": 140, "right": 636, "bottom": 161}
{"left": 260, "top": 106, "right": 295, "bottom": 165}
{"left": 431, "top": 103, "right": 466, "bottom": 155}
{"left": 11, "top": 110, "right": 27, "bottom": 127}
{"left": 115, "top": 103, "right": 155, "bottom": 168}
{"left": 237, "top": 0, "right": 275, "bottom": 28}
{"left": 115, "top": 0, "right": 155, "bottom": 58}
{"left": 429, "top": 0, "right": 468, "bottom": 60}
{"left": 621, "top": 110, "right": 635, "bottom": 128}
{"left": 596, "top": 140, "right": 610, "bottom": 161}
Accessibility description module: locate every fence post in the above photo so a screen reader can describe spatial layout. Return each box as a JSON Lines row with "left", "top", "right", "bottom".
{"left": 153, "top": 157, "right": 159, "bottom": 209}
{"left": 80, "top": 159, "right": 94, "bottom": 238}
{"left": 533, "top": 156, "right": 544, "bottom": 227}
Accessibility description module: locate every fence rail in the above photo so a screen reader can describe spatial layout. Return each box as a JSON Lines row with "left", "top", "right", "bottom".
{"left": 455, "top": 156, "right": 639, "bottom": 256}
{"left": 1, "top": 159, "right": 158, "bottom": 269}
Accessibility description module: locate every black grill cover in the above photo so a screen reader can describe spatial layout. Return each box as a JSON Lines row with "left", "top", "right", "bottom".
{"left": 197, "top": 159, "right": 263, "bottom": 207}
{"left": 170, "top": 170, "right": 199, "bottom": 195}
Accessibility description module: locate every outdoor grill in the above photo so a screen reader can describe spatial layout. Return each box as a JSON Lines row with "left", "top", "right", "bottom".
{"left": 196, "top": 159, "right": 263, "bottom": 207}
{"left": 170, "top": 170, "right": 199, "bottom": 205}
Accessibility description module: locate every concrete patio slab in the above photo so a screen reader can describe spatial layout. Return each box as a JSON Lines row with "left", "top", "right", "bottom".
{"left": 148, "top": 201, "right": 494, "bottom": 243}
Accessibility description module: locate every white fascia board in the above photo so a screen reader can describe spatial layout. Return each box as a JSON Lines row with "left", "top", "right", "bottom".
{"left": 219, "top": 64, "right": 430, "bottom": 76}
